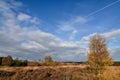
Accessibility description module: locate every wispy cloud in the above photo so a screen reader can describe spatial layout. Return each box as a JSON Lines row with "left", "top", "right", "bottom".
{"left": 81, "top": 29, "right": 120, "bottom": 42}
{"left": 58, "top": 16, "right": 87, "bottom": 32}
{"left": 103, "top": 29, "right": 120, "bottom": 41}
{"left": 57, "top": 16, "right": 88, "bottom": 41}
{"left": 0, "top": 0, "right": 87, "bottom": 61}
{"left": 69, "top": 30, "right": 78, "bottom": 41}
{"left": 110, "top": 46, "right": 120, "bottom": 61}
{"left": 18, "top": 13, "right": 31, "bottom": 21}
{"left": 17, "top": 13, "right": 40, "bottom": 25}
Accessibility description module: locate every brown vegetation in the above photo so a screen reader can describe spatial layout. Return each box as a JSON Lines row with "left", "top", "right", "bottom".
{"left": 0, "top": 56, "right": 28, "bottom": 67}
{"left": 0, "top": 66, "right": 120, "bottom": 80}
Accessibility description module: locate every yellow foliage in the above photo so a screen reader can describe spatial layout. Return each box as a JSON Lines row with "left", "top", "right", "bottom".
{"left": 88, "top": 34, "right": 113, "bottom": 77}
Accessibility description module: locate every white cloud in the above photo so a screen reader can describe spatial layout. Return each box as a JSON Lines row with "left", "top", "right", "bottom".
{"left": 110, "top": 46, "right": 120, "bottom": 61}
{"left": 81, "top": 33, "right": 98, "bottom": 43}
{"left": 103, "top": 29, "right": 120, "bottom": 41}
{"left": 18, "top": 13, "right": 31, "bottom": 21}
{"left": 69, "top": 30, "right": 78, "bottom": 41}
{"left": 81, "top": 29, "right": 120, "bottom": 43}
{"left": 58, "top": 16, "right": 87, "bottom": 32}
{"left": 57, "top": 16, "right": 88, "bottom": 42}
{"left": 17, "top": 13, "right": 40, "bottom": 24}
{"left": 0, "top": 0, "right": 87, "bottom": 61}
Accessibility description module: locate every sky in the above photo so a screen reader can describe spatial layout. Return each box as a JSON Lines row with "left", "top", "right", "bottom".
{"left": 0, "top": 0, "right": 120, "bottom": 61}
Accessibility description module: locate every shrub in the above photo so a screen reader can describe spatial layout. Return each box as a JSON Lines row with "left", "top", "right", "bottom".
{"left": 12, "top": 59, "right": 28, "bottom": 66}
{"left": 45, "top": 56, "right": 53, "bottom": 62}
{"left": 2, "top": 55, "right": 13, "bottom": 66}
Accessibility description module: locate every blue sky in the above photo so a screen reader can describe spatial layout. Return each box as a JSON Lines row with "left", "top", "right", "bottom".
{"left": 0, "top": 0, "right": 120, "bottom": 61}
{"left": 21, "top": 0, "right": 120, "bottom": 41}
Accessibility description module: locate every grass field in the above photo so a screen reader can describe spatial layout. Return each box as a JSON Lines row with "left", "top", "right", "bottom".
{"left": 0, "top": 65, "right": 120, "bottom": 80}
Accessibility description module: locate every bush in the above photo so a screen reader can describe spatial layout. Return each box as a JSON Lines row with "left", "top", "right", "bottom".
{"left": 0, "top": 57, "right": 3, "bottom": 65}
{"left": 45, "top": 56, "right": 53, "bottom": 62}
{"left": 43, "top": 62, "right": 59, "bottom": 66}
{"left": 28, "top": 62, "right": 39, "bottom": 66}
{"left": 12, "top": 59, "right": 28, "bottom": 66}
{"left": 2, "top": 55, "right": 13, "bottom": 66}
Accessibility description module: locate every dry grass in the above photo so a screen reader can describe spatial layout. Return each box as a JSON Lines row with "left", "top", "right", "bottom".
{"left": 0, "top": 66, "right": 120, "bottom": 80}
{"left": 100, "top": 66, "right": 120, "bottom": 80}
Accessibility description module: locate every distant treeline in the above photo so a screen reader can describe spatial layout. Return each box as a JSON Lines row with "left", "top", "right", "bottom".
{"left": 63, "top": 62, "right": 87, "bottom": 64}
{"left": 0, "top": 55, "right": 27, "bottom": 66}
{"left": 113, "top": 62, "right": 120, "bottom": 66}
{"left": 0, "top": 55, "right": 120, "bottom": 67}
{"left": 63, "top": 61, "right": 120, "bottom": 66}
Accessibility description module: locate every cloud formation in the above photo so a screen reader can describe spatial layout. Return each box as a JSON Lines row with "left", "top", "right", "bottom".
{"left": 69, "top": 30, "right": 78, "bottom": 41}
{"left": 0, "top": 0, "right": 87, "bottom": 61}
{"left": 18, "top": 13, "right": 31, "bottom": 21}
{"left": 58, "top": 16, "right": 87, "bottom": 32}
{"left": 82, "top": 29, "right": 120, "bottom": 42}
{"left": 110, "top": 46, "right": 120, "bottom": 61}
{"left": 17, "top": 13, "right": 40, "bottom": 25}
{"left": 57, "top": 16, "right": 88, "bottom": 41}
{"left": 103, "top": 29, "right": 120, "bottom": 41}
{"left": 0, "top": 0, "right": 120, "bottom": 61}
